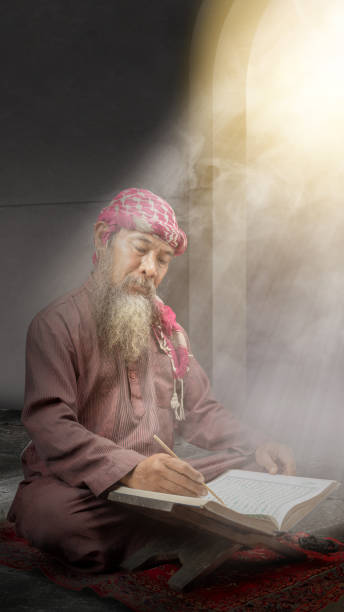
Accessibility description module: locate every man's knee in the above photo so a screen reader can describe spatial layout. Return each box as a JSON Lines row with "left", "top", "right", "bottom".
{"left": 13, "top": 478, "right": 99, "bottom": 561}
{"left": 16, "top": 479, "right": 77, "bottom": 542}
{"left": 11, "top": 478, "right": 131, "bottom": 572}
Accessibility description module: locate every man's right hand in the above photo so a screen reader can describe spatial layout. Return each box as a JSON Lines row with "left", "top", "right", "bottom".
{"left": 120, "top": 453, "right": 207, "bottom": 497}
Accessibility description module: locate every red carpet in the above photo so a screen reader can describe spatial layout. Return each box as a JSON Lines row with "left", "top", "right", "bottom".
{"left": 1, "top": 521, "right": 344, "bottom": 611}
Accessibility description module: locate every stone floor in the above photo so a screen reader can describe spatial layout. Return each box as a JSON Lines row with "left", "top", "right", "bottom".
{"left": 1, "top": 408, "right": 344, "bottom": 611}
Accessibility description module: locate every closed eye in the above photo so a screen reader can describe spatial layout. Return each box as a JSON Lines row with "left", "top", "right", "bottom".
{"left": 134, "top": 246, "right": 147, "bottom": 255}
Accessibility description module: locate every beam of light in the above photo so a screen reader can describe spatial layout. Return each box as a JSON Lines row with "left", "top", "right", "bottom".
{"left": 194, "top": 0, "right": 344, "bottom": 477}
{"left": 243, "top": 0, "right": 344, "bottom": 474}
{"left": 247, "top": 0, "right": 344, "bottom": 184}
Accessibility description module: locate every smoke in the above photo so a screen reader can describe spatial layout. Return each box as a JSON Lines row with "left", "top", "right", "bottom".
{"left": 244, "top": 0, "right": 344, "bottom": 477}
{"left": 189, "top": 0, "right": 344, "bottom": 479}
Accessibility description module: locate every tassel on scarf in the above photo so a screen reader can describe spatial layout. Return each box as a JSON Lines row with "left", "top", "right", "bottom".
{"left": 170, "top": 378, "right": 185, "bottom": 421}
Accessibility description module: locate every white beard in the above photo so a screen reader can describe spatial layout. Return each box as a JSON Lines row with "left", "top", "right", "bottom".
{"left": 104, "top": 290, "right": 153, "bottom": 362}
{"left": 93, "top": 265, "right": 157, "bottom": 362}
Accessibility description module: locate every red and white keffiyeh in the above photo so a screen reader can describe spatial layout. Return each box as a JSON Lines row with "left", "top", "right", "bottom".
{"left": 154, "top": 300, "right": 190, "bottom": 421}
{"left": 93, "top": 188, "right": 187, "bottom": 264}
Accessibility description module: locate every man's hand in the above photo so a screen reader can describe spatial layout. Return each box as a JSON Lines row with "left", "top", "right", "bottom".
{"left": 120, "top": 453, "right": 207, "bottom": 497}
{"left": 255, "top": 442, "right": 296, "bottom": 475}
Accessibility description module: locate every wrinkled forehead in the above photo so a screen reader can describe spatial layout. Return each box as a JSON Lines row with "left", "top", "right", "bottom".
{"left": 117, "top": 228, "right": 175, "bottom": 256}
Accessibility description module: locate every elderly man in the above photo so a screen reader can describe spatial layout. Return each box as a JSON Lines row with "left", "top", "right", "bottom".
{"left": 9, "top": 188, "right": 294, "bottom": 572}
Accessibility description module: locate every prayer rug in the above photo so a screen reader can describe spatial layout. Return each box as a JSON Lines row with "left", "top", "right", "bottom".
{"left": 1, "top": 521, "right": 344, "bottom": 611}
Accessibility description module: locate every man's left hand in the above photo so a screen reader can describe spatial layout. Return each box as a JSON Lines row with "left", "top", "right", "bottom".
{"left": 255, "top": 442, "right": 296, "bottom": 475}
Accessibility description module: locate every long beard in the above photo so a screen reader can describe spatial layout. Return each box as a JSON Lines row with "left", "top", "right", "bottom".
{"left": 93, "top": 265, "right": 158, "bottom": 363}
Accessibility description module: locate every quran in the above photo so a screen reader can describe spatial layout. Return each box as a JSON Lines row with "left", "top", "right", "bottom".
{"left": 108, "top": 470, "right": 339, "bottom": 535}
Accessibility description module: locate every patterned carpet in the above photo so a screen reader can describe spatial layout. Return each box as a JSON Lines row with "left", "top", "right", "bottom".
{"left": 1, "top": 522, "right": 344, "bottom": 611}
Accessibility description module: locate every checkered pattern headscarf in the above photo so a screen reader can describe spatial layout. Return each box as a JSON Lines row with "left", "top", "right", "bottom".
{"left": 93, "top": 188, "right": 187, "bottom": 263}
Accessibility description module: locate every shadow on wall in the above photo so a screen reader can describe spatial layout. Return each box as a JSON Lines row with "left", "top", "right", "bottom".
{"left": 0, "top": 0, "right": 203, "bottom": 410}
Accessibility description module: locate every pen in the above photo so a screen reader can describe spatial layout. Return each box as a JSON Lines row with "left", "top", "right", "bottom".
{"left": 153, "top": 434, "right": 227, "bottom": 507}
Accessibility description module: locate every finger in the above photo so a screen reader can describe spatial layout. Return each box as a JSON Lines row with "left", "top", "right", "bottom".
{"left": 270, "top": 445, "right": 296, "bottom": 475}
{"left": 256, "top": 449, "right": 278, "bottom": 474}
{"left": 158, "top": 483, "right": 207, "bottom": 497}
{"left": 163, "top": 466, "right": 208, "bottom": 497}
{"left": 164, "top": 456, "right": 205, "bottom": 484}
{"left": 283, "top": 464, "right": 296, "bottom": 475}
{"left": 164, "top": 468, "right": 208, "bottom": 496}
{"left": 279, "top": 451, "right": 296, "bottom": 475}
{"left": 162, "top": 478, "right": 207, "bottom": 497}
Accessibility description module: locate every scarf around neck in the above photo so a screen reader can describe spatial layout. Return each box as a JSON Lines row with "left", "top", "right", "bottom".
{"left": 153, "top": 300, "right": 190, "bottom": 421}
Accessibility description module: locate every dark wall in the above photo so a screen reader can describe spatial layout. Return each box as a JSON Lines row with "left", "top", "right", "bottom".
{"left": 0, "top": 0, "right": 203, "bottom": 409}
{"left": 1, "top": 0, "right": 202, "bottom": 204}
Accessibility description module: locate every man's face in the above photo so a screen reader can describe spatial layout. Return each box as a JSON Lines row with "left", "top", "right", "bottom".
{"left": 107, "top": 228, "right": 174, "bottom": 292}
{"left": 93, "top": 226, "right": 174, "bottom": 361}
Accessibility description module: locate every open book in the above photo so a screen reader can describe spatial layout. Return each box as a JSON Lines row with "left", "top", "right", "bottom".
{"left": 108, "top": 470, "right": 339, "bottom": 535}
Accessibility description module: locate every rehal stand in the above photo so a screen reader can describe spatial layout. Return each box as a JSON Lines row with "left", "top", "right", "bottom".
{"left": 109, "top": 495, "right": 306, "bottom": 591}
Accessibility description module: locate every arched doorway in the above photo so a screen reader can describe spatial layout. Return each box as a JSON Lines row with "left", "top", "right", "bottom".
{"left": 190, "top": 0, "right": 344, "bottom": 476}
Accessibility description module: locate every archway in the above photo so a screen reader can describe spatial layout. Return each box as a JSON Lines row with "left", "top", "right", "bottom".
{"left": 189, "top": 0, "right": 344, "bottom": 475}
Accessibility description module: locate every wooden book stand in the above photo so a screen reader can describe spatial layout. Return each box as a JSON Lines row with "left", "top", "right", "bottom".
{"left": 111, "top": 497, "right": 306, "bottom": 591}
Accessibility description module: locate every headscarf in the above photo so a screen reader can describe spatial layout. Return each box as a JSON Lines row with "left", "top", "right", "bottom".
{"left": 93, "top": 188, "right": 187, "bottom": 264}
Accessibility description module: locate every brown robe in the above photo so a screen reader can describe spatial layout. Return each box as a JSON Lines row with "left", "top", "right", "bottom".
{"left": 8, "top": 276, "right": 263, "bottom": 572}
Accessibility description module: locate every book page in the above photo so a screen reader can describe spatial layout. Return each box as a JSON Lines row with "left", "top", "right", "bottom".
{"left": 207, "top": 470, "right": 336, "bottom": 527}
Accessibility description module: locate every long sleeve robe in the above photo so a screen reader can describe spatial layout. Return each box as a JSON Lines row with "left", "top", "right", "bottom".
{"left": 18, "top": 276, "right": 261, "bottom": 495}
{"left": 8, "top": 276, "right": 264, "bottom": 570}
